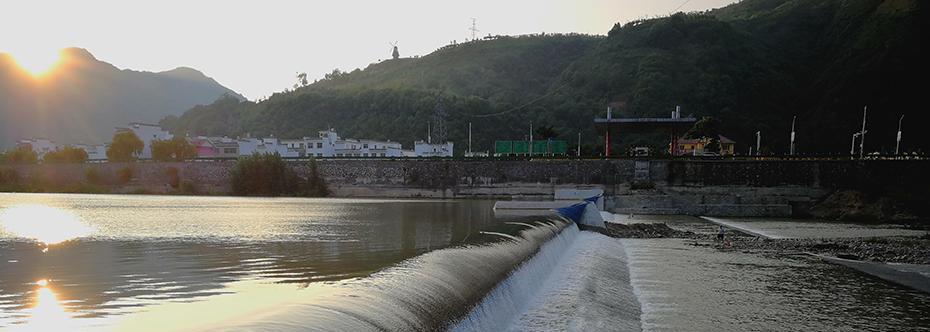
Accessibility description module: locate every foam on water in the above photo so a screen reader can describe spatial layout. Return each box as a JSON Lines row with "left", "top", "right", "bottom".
{"left": 452, "top": 224, "right": 641, "bottom": 332}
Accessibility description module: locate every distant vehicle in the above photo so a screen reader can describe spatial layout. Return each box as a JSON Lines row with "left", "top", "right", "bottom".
{"left": 631, "top": 147, "right": 650, "bottom": 157}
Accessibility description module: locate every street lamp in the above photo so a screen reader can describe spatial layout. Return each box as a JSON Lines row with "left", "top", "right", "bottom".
{"left": 755, "top": 131, "right": 761, "bottom": 156}
{"left": 859, "top": 106, "right": 867, "bottom": 159}
{"left": 895, "top": 114, "right": 904, "bottom": 156}
{"left": 789, "top": 115, "right": 796, "bottom": 156}
{"left": 851, "top": 133, "right": 860, "bottom": 156}
{"left": 851, "top": 131, "right": 866, "bottom": 157}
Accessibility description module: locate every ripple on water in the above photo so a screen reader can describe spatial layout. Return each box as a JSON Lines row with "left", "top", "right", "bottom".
{"left": 622, "top": 238, "right": 930, "bottom": 332}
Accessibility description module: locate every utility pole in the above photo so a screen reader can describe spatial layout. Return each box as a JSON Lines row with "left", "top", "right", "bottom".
{"left": 470, "top": 18, "right": 479, "bottom": 41}
{"left": 755, "top": 131, "right": 761, "bottom": 156}
{"left": 851, "top": 133, "right": 858, "bottom": 156}
{"left": 468, "top": 122, "right": 472, "bottom": 154}
{"left": 895, "top": 114, "right": 904, "bottom": 155}
{"left": 789, "top": 115, "right": 796, "bottom": 156}
{"left": 529, "top": 121, "right": 533, "bottom": 157}
{"left": 577, "top": 132, "right": 582, "bottom": 157}
{"left": 427, "top": 122, "right": 431, "bottom": 144}
{"left": 859, "top": 106, "right": 867, "bottom": 159}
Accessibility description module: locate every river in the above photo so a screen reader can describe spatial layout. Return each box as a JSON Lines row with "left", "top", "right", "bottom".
{"left": 2, "top": 193, "right": 930, "bottom": 331}
{"left": 0, "top": 193, "right": 503, "bottom": 330}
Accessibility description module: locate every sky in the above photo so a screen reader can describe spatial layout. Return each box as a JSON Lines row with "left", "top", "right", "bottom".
{"left": 2, "top": 0, "right": 738, "bottom": 100}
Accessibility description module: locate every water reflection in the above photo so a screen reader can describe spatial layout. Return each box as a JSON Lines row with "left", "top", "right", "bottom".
{"left": 8, "top": 280, "right": 75, "bottom": 332}
{"left": 0, "top": 204, "right": 93, "bottom": 245}
{"left": 0, "top": 194, "right": 498, "bottom": 328}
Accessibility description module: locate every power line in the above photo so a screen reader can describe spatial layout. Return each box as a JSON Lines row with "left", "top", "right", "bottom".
{"left": 465, "top": 81, "right": 571, "bottom": 118}
{"left": 672, "top": 0, "right": 694, "bottom": 13}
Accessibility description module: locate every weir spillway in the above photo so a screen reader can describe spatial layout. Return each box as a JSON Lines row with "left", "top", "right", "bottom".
{"left": 214, "top": 217, "right": 642, "bottom": 331}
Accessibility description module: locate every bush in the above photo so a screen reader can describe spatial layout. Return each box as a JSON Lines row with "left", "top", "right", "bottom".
{"left": 107, "top": 131, "right": 144, "bottom": 162}
{"left": 116, "top": 167, "right": 134, "bottom": 184}
{"left": 43, "top": 147, "right": 89, "bottom": 163}
{"left": 230, "top": 153, "right": 302, "bottom": 196}
{"left": 1, "top": 147, "right": 38, "bottom": 164}
{"left": 152, "top": 137, "right": 197, "bottom": 162}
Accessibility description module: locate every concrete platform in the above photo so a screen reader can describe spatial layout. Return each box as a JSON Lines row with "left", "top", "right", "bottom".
{"left": 816, "top": 255, "right": 930, "bottom": 294}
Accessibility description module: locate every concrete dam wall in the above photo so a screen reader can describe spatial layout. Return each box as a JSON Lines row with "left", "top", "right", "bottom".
{"left": 3, "top": 159, "right": 927, "bottom": 217}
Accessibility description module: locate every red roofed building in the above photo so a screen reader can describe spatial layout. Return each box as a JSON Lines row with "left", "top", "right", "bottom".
{"left": 673, "top": 135, "right": 736, "bottom": 156}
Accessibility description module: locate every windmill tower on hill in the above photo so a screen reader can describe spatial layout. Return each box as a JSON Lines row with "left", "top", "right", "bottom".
{"left": 390, "top": 41, "right": 399, "bottom": 60}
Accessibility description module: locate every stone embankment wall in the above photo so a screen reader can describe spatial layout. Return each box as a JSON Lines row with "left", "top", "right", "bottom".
{"left": 2, "top": 159, "right": 927, "bottom": 217}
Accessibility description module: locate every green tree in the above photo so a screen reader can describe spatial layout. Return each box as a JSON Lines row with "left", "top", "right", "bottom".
{"left": 230, "top": 153, "right": 302, "bottom": 196}
{"left": 1, "top": 147, "right": 38, "bottom": 164}
{"left": 107, "top": 131, "right": 144, "bottom": 162}
{"left": 304, "top": 158, "right": 328, "bottom": 197}
{"left": 294, "top": 72, "right": 309, "bottom": 89}
{"left": 42, "top": 146, "right": 89, "bottom": 163}
{"left": 151, "top": 137, "right": 197, "bottom": 162}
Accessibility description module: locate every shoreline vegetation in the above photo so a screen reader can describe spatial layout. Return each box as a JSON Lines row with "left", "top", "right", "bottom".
{"left": 0, "top": 152, "right": 328, "bottom": 198}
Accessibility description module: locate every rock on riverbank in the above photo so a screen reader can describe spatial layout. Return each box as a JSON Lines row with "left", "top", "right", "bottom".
{"left": 718, "top": 236, "right": 930, "bottom": 265}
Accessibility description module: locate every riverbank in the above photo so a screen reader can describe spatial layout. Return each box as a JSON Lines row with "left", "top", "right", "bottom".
{"left": 715, "top": 235, "right": 930, "bottom": 265}
{"left": 604, "top": 215, "right": 930, "bottom": 265}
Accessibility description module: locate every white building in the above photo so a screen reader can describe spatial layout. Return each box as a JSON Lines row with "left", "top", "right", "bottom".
{"left": 414, "top": 140, "right": 454, "bottom": 157}
{"left": 16, "top": 138, "right": 58, "bottom": 158}
{"left": 237, "top": 137, "right": 300, "bottom": 158}
{"left": 74, "top": 143, "right": 108, "bottom": 161}
{"left": 114, "top": 122, "right": 172, "bottom": 159}
{"left": 304, "top": 129, "right": 404, "bottom": 158}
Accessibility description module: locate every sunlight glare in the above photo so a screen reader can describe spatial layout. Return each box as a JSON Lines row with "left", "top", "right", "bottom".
{"left": 11, "top": 48, "right": 61, "bottom": 76}
{"left": 0, "top": 204, "right": 93, "bottom": 245}
{"left": 10, "top": 280, "right": 77, "bottom": 332}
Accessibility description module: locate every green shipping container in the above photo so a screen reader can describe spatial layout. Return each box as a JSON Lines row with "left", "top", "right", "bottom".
{"left": 550, "top": 140, "right": 568, "bottom": 154}
{"left": 494, "top": 141, "right": 513, "bottom": 154}
{"left": 496, "top": 140, "right": 568, "bottom": 155}
{"left": 512, "top": 141, "right": 529, "bottom": 154}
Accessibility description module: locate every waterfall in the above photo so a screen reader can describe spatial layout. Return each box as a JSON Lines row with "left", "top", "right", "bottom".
{"left": 217, "top": 219, "right": 570, "bottom": 331}
{"left": 451, "top": 224, "right": 642, "bottom": 331}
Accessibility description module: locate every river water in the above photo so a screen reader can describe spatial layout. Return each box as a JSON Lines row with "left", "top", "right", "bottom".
{"left": 2, "top": 193, "right": 930, "bottom": 331}
{"left": 0, "top": 193, "right": 504, "bottom": 330}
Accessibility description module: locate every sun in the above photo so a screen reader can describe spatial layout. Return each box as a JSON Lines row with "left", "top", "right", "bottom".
{"left": 11, "top": 49, "right": 62, "bottom": 76}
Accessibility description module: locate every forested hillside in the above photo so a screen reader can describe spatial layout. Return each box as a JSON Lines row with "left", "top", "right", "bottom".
{"left": 166, "top": 0, "right": 927, "bottom": 155}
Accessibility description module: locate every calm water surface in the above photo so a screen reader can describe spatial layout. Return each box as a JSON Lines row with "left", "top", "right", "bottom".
{"left": 0, "top": 193, "right": 497, "bottom": 330}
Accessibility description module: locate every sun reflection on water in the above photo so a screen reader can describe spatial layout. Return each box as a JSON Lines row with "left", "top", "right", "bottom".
{"left": 8, "top": 280, "right": 76, "bottom": 332}
{"left": 0, "top": 204, "right": 93, "bottom": 245}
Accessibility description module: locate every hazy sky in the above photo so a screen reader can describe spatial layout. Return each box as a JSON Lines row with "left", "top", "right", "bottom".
{"left": 3, "top": 0, "right": 738, "bottom": 100}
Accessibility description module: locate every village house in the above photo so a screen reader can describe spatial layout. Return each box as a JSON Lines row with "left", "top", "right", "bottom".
{"left": 73, "top": 143, "right": 108, "bottom": 161}
{"left": 294, "top": 129, "right": 403, "bottom": 158}
{"left": 414, "top": 140, "right": 454, "bottom": 157}
{"left": 189, "top": 136, "right": 240, "bottom": 159}
{"left": 674, "top": 135, "right": 736, "bottom": 156}
{"left": 114, "top": 122, "right": 172, "bottom": 159}
{"left": 16, "top": 138, "right": 58, "bottom": 158}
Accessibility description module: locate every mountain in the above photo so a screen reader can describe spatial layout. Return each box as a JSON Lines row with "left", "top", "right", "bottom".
{"left": 167, "top": 0, "right": 927, "bottom": 155}
{"left": 0, "top": 48, "right": 244, "bottom": 148}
